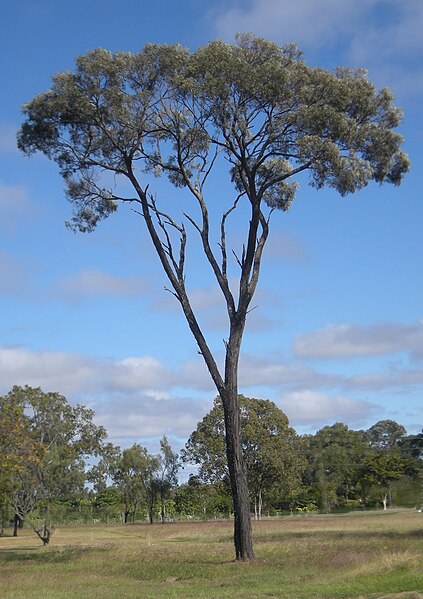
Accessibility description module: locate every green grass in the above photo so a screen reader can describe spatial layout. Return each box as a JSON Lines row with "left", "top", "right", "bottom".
{"left": 1, "top": 511, "right": 423, "bottom": 598}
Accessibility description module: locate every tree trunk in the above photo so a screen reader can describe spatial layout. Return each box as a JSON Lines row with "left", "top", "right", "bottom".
{"left": 160, "top": 494, "right": 165, "bottom": 524}
{"left": 258, "top": 489, "right": 262, "bottom": 521}
{"left": 382, "top": 492, "right": 388, "bottom": 511}
{"left": 132, "top": 500, "right": 138, "bottom": 524}
{"left": 13, "top": 514, "right": 20, "bottom": 537}
{"left": 387, "top": 486, "right": 392, "bottom": 507}
{"left": 221, "top": 388, "right": 254, "bottom": 561}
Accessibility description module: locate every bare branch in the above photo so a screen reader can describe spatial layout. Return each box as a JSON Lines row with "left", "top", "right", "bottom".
{"left": 220, "top": 194, "right": 243, "bottom": 277}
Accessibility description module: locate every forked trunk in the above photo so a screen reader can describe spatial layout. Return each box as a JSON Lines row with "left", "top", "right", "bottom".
{"left": 221, "top": 389, "right": 254, "bottom": 561}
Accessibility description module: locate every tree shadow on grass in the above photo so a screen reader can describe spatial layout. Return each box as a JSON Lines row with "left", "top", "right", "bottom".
{"left": 0, "top": 545, "right": 104, "bottom": 563}
{"left": 250, "top": 529, "right": 423, "bottom": 543}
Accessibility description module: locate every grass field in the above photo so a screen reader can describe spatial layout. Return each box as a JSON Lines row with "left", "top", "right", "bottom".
{"left": 1, "top": 510, "right": 422, "bottom": 599}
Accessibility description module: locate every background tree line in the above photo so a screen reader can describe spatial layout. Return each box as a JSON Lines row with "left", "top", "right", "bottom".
{"left": 1, "top": 386, "right": 422, "bottom": 543}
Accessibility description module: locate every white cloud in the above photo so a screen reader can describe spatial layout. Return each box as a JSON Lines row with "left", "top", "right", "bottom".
{"left": 93, "top": 393, "right": 209, "bottom": 441}
{"left": 239, "top": 352, "right": 335, "bottom": 389}
{"left": 293, "top": 321, "right": 423, "bottom": 360}
{"left": 347, "top": 365, "right": 423, "bottom": 392}
{"left": 278, "top": 389, "right": 378, "bottom": 427}
{"left": 54, "top": 268, "right": 148, "bottom": 300}
{"left": 0, "top": 345, "right": 210, "bottom": 441}
{"left": 212, "top": 0, "right": 423, "bottom": 97}
{"left": 1, "top": 343, "right": 422, "bottom": 437}
{"left": 104, "top": 356, "right": 173, "bottom": 391}
{"left": 347, "top": 1, "right": 423, "bottom": 96}
{"left": 0, "top": 346, "right": 97, "bottom": 395}
{"left": 213, "top": 0, "right": 373, "bottom": 48}
{"left": 0, "top": 345, "right": 214, "bottom": 398}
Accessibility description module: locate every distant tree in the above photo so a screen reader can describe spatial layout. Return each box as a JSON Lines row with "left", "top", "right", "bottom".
{"left": 364, "top": 419, "right": 417, "bottom": 509}
{"left": 18, "top": 35, "right": 409, "bottom": 559}
{"left": 92, "top": 486, "right": 123, "bottom": 523}
{"left": 367, "top": 420, "right": 407, "bottom": 451}
{"left": 2, "top": 386, "right": 107, "bottom": 543}
{"left": 305, "top": 423, "right": 369, "bottom": 512}
{"left": 155, "top": 435, "right": 179, "bottom": 523}
{"left": 174, "top": 475, "right": 231, "bottom": 520}
{"left": 87, "top": 442, "right": 120, "bottom": 494}
{"left": 0, "top": 392, "right": 43, "bottom": 535}
{"left": 400, "top": 430, "right": 423, "bottom": 461}
{"left": 109, "top": 444, "right": 160, "bottom": 524}
{"left": 184, "top": 396, "right": 304, "bottom": 519}
{"left": 359, "top": 450, "right": 416, "bottom": 510}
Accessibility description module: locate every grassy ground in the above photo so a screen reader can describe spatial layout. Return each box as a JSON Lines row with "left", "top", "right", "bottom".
{"left": 1, "top": 510, "right": 422, "bottom": 599}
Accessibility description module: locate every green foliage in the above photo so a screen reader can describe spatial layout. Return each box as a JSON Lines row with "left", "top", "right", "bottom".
{"left": 0, "top": 386, "right": 107, "bottom": 531}
{"left": 304, "top": 423, "right": 370, "bottom": 510}
{"left": 156, "top": 435, "right": 180, "bottom": 522}
{"left": 302, "top": 420, "right": 422, "bottom": 512}
{"left": 183, "top": 396, "right": 304, "bottom": 516}
{"left": 367, "top": 419, "right": 407, "bottom": 450}
{"left": 18, "top": 35, "right": 409, "bottom": 233}
{"left": 104, "top": 437, "right": 179, "bottom": 524}
{"left": 0, "top": 393, "right": 43, "bottom": 509}
{"left": 174, "top": 477, "right": 231, "bottom": 520}
{"left": 107, "top": 443, "right": 160, "bottom": 523}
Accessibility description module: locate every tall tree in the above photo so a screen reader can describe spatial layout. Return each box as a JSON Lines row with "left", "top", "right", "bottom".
{"left": 184, "top": 396, "right": 304, "bottom": 519}
{"left": 18, "top": 35, "right": 409, "bottom": 559}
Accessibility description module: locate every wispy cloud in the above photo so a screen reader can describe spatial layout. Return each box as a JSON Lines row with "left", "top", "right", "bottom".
{"left": 54, "top": 269, "right": 149, "bottom": 301}
{"left": 239, "top": 351, "right": 336, "bottom": 390}
{"left": 212, "top": 0, "right": 423, "bottom": 97}
{"left": 214, "top": 0, "right": 365, "bottom": 48}
{"left": 293, "top": 321, "right": 423, "bottom": 360}
{"left": 278, "top": 389, "right": 378, "bottom": 427}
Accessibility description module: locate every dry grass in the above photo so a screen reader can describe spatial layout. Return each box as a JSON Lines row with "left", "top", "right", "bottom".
{"left": 1, "top": 510, "right": 422, "bottom": 598}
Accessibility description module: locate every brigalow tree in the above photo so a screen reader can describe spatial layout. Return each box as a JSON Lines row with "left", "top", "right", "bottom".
{"left": 18, "top": 34, "right": 409, "bottom": 560}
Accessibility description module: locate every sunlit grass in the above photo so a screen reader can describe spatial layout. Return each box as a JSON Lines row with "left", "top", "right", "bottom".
{"left": 1, "top": 511, "right": 423, "bottom": 598}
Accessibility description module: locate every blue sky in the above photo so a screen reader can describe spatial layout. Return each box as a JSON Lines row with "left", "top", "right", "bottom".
{"left": 1, "top": 0, "right": 422, "bottom": 454}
